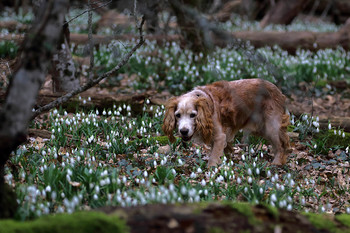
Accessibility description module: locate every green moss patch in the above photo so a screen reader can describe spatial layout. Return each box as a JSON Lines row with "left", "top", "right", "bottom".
{"left": 226, "top": 202, "right": 260, "bottom": 225}
{"left": 315, "top": 130, "right": 350, "bottom": 149}
{"left": 0, "top": 211, "right": 128, "bottom": 233}
{"left": 153, "top": 136, "right": 170, "bottom": 145}
{"left": 335, "top": 214, "right": 350, "bottom": 228}
{"left": 261, "top": 203, "right": 279, "bottom": 221}
{"left": 303, "top": 212, "right": 337, "bottom": 232}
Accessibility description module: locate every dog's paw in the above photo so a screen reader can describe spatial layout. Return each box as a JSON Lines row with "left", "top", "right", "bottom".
{"left": 271, "top": 157, "right": 286, "bottom": 166}
{"left": 207, "top": 158, "right": 221, "bottom": 167}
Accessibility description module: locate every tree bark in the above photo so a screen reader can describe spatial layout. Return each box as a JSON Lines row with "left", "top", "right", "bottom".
{"left": 0, "top": 0, "right": 69, "bottom": 218}
{"left": 260, "top": 0, "right": 308, "bottom": 28}
{"left": 51, "top": 22, "right": 80, "bottom": 93}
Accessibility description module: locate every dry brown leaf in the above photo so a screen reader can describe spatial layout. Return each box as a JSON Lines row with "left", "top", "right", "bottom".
{"left": 69, "top": 181, "right": 81, "bottom": 187}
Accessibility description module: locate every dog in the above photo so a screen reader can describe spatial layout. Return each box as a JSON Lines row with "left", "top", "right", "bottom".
{"left": 162, "top": 79, "right": 290, "bottom": 167}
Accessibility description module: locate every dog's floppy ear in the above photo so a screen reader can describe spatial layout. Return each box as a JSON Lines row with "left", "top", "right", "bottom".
{"left": 195, "top": 97, "right": 213, "bottom": 145}
{"left": 162, "top": 97, "right": 178, "bottom": 143}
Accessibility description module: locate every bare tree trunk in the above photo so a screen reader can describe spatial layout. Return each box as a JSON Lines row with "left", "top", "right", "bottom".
{"left": 0, "top": 0, "right": 69, "bottom": 218}
{"left": 260, "top": 0, "right": 308, "bottom": 28}
{"left": 51, "top": 22, "right": 80, "bottom": 93}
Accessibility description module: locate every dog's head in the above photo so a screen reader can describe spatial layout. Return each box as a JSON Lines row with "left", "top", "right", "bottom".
{"left": 162, "top": 95, "right": 213, "bottom": 144}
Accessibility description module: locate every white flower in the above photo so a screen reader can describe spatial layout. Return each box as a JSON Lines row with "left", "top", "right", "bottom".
{"left": 197, "top": 167, "right": 202, "bottom": 173}
{"left": 200, "top": 179, "right": 206, "bottom": 186}
{"left": 256, "top": 168, "right": 260, "bottom": 175}
{"left": 270, "top": 193, "right": 277, "bottom": 202}
{"left": 45, "top": 186, "right": 51, "bottom": 193}
{"left": 267, "top": 170, "right": 271, "bottom": 177}
{"left": 237, "top": 177, "right": 242, "bottom": 184}
{"left": 190, "top": 172, "right": 196, "bottom": 179}
{"left": 248, "top": 177, "right": 252, "bottom": 183}
{"left": 259, "top": 188, "right": 263, "bottom": 194}
{"left": 247, "top": 168, "right": 252, "bottom": 175}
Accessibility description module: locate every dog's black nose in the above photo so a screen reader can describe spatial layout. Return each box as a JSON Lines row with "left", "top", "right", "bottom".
{"left": 180, "top": 128, "right": 189, "bottom": 136}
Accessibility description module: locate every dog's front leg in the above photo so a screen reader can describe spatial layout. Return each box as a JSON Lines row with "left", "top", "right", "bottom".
{"left": 208, "top": 132, "right": 226, "bottom": 167}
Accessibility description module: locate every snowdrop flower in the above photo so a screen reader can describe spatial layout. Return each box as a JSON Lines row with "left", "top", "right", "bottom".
{"left": 178, "top": 159, "right": 183, "bottom": 166}
{"left": 181, "top": 186, "right": 187, "bottom": 195}
{"left": 248, "top": 177, "right": 252, "bottom": 183}
{"left": 256, "top": 168, "right": 260, "bottom": 175}
{"left": 190, "top": 172, "right": 196, "bottom": 179}
{"left": 242, "top": 154, "right": 245, "bottom": 161}
{"left": 197, "top": 167, "right": 202, "bottom": 173}
{"left": 259, "top": 187, "right": 263, "bottom": 194}
{"left": 201, "top": 179, "right": 206, "bottom": 186}
{"left": 270, "top": 193, "right": 277, "bottom": 202}
{"left": 247, "top": 168, "right": 252, "bottom": 175}
{"left": 237, "top": 177, "right": 242, "bottom": 184}
{"left": 267, "top": 170, "right": 271, "bottom": 177}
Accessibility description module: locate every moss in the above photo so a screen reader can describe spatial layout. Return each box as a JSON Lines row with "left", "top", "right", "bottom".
{"left": 303, "top": 212, "right": 337, "bottom": 232}
{"left": 314, "top": 130, "right": 350, "bottom": 149}
{"left": 335, "top": 214, "right": 350, "bottom": 228}
{"left": 0, "top": 211, "right": 128, "bottom": 233}
{"left": 209, "top": 226, "right": 227, "bottom": 233}
{"left": 261, "top": 203, "right": 279, "bottom": 221}
{"left": 192, "top": 202, "right": 211, "bottom": 214}
{"left": 153, "top": 136, "right": 170, "bottom": 145}
{"left": 226, "top": 202, "right": 260, "bottom": 225}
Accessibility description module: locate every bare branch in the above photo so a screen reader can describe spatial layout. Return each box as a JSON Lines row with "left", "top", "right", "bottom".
{"left": 31, "top": 16, "right": 146, "bottom": 119}
{"left": 64, "top": 0, "right": 112, "bottom": 25}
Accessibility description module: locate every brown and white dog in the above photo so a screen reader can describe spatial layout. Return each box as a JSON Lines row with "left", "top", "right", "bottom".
{"left": 162, "top": 79, "right": 290, "bottom": 167}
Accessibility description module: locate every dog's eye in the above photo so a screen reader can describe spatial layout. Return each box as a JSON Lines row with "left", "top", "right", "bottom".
{"left": 190, "top": 113, "right": 196, "bottom": 118}
{"left": 175, "top": 113, "right": 181, "bottom": 118}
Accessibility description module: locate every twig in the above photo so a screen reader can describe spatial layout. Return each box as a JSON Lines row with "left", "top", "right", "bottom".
{"left": 64, "top": 0, "right": 112, "bottom": 25}
{"left": 5, "top": 62, "right": 11, "bottom": 76}
{"left": 31, "top": 16, "right": 145, "bottom": 119}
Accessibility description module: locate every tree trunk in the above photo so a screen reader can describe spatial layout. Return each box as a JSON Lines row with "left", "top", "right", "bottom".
{"left": 51, "top": 22, "right": 80, "bottom": 93}
{"left": 0, "top": 0, "right": 69, "bottom": 218}
{"left": 260, "top": 0, "right": 308, "bottom": 28}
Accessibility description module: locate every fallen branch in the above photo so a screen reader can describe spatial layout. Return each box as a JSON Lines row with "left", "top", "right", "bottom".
{"left": 31, "top": 16, "right": 145, "bottom": 119}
